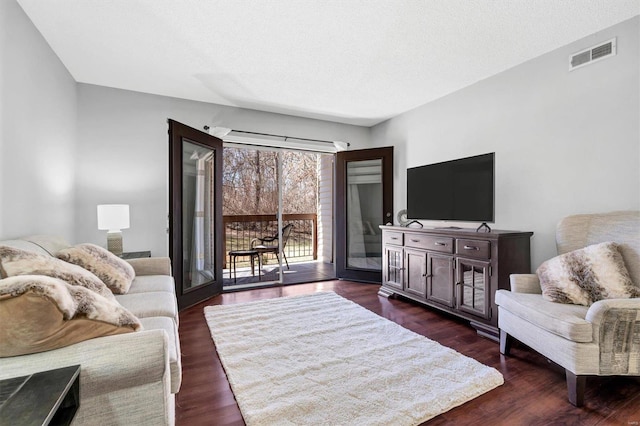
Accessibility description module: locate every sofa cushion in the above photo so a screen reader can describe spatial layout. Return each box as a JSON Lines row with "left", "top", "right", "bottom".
{"left": 0, "top": 240, "right": 53, "bottom": 256}
{"left": 139, "top": 316, "right": 182, "bottom": 393}
{"left": 115, "top": 291, "right": 178, "bottom": 320}
{"left": 495, "top": 290, "right": 592, "bottom": 342}
{"left": 126, "top": 257, "right": 172, "bottom": 277}
{"left": 128, "top": 275, "right": 175, "bottom": 294}
{"left": 0, "top": 245, "right": 115, "bottom": 301}
{"left": 0, "top": 275, "right": 141, "bottom": 357}
{"left": 57, "top": 244, "right": 135, "bottom": 294}
{"left": 22, "top": 235, "right": 71, "bottom": 256}
{"left": 537, "top": 242, "right": 638, "bottom": 306}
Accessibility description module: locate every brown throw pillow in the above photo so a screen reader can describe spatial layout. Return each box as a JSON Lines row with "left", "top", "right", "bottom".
{"left": 57, "top": 244, "right": 136, "bottom": 294}
{"left": 537, "top": 242, "right": 639, "bottom": 306}
{"left": 0, "top": 245, "right": 115, "bottom": 300}
{"left": 0, "top": 275, "right": 141, "bottom": 357}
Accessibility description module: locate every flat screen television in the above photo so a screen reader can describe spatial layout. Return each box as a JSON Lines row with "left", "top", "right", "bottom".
{"left": 407, "top": 152, "right": 494, "bottom": 224}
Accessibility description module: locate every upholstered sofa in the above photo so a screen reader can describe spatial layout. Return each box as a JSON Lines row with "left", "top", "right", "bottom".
{"left": 0, "top": 235, "right": 181, "bottom": 425}
{"left": 496, "top": 211, "right": 640, "bottom": 406}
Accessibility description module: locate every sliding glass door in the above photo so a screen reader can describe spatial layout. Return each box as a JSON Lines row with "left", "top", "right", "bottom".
{"left": 222, "top": 146, "right": 334, "bottom": 288}
{"left": 222, "top": 146, "right": 284, "bottom": 287}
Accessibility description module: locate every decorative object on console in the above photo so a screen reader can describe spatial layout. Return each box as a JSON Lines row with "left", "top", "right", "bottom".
{"left": 97, "top": 204, "right": 130, "bottom": 256}
{"left": 397, "top": 209, "right": 423, "bottom": 228}
{"left": 57, "top": 244, "right": 135, "bottom": 294}
{"left": 537, "top": 241, "right": 638, "bottom": 306}
{"left": 397, "top": 209, "right": 410, "bottom": 226}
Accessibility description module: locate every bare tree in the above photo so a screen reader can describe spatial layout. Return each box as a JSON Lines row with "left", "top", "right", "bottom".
{"left": 223, "top": 148, "right": 318, "bottom": 216}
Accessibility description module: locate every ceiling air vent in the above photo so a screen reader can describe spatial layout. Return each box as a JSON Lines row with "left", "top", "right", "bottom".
{"left": 569, "top": 38, "right": 616, "bottom": 71}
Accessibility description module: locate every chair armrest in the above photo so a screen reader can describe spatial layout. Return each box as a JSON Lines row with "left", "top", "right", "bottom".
{"left": 586, "top": 298, "right": 640, "bottom": 325}
{"left": 127, "top": 257, "right": 172, "bottom": 276}
{"left": 509, "top": 274, "right": 542, "bottom": 294}
{"left": 0, "top": 329, "right": 170, "bottom": 394}
{"left": 585, "top": 298, "right": 640, "bottom": 373}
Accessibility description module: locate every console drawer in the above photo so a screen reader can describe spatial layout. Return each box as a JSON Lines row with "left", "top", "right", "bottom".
{"left": 405, "top": 234, "right": 454, "bottom": 253}
{"left": 383, "top": 231, "right": 404, "bottom": 246}
{"left": 456, "top": 239, "right": 491, "bottom": 259}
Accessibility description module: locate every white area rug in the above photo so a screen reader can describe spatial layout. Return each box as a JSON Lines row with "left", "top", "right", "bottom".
{"left": 204, "top": 291, "right": 503, "bottom": 425}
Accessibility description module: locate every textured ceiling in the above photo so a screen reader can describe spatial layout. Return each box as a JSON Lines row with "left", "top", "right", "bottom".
{"left": 17, "top": 0, "right": 640, "bottom": 126}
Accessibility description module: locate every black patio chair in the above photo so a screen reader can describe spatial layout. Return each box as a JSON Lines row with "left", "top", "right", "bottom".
{"left": 251, "top": 223, "right": 294, "bottom": 269}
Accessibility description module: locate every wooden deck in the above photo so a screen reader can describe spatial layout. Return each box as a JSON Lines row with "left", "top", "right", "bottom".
{"left": 176, "top": 281, "right": 640, "bottom": 425}
{"left": 223, "top": 260, "right": 335, "bottom": 288}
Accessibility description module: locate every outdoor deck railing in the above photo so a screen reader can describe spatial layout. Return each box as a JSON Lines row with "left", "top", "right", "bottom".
{"left": 223, "top": 214, "right": 317, "bottom": 268}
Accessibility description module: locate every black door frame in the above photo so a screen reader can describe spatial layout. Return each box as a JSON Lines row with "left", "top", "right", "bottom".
{"left": 335, "top": 146, "right": 393, "bottom": 283}
{"left": 169, "top": 119, "right": 224, "bottom": 310}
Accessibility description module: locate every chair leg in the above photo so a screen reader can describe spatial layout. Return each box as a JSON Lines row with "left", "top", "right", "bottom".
{"left": 499, "top": 330, "right": 512, "bottom": 355}
{"left": 566, "top": 370, "right": 586, "bottom": 407}
{"left": 283, "top": 252, "right": 289, "bottom": 269}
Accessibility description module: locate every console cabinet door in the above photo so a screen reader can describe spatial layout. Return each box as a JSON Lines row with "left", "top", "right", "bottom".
{"left": 456, "top": 258, "right": 491, "bottom": 319}
{"left": 426, "top": 253, "right": 455, "bottom": 307}
{"left": 383, "top": 245, "right": 404, "bottom": 290}
{"left": 404, "top": 248, "right": 427, "bottom": 298}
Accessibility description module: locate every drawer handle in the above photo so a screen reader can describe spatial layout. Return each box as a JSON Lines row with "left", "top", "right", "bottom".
{"left": 434, "top": 242, "right": 447, "bottom": 246}
{"left": 464, "top": 245, "right": 480, "bottom": 251}
{"left": 410, "top": 239, "right": 420, "bottom": 243}
{"left": 390, "top": 237, "right": 399, "bottom": 240}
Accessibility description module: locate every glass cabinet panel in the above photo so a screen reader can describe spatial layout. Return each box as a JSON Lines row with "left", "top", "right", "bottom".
{"left": 383, "top": 245, "right": 403, "bottom": 290}
{"left": 457, "top": 259, "right": 490, "bottom": 318}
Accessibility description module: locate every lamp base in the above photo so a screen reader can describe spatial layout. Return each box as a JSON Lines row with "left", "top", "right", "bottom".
{"left": 106, "top": 231, "right": 123, "bottom": 256}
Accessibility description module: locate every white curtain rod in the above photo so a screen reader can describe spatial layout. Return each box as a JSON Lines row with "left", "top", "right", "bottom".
{"left": 203, "top": 126, "right": 350, "bottom": 153}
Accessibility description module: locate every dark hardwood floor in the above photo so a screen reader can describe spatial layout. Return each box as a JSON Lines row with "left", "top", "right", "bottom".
{"left": 176, "top": 281, "right": 640, "bottom": 426}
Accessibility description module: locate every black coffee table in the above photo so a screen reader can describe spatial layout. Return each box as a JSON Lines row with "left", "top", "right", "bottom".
{"left": 0, "top": 365, "right": 80, "bottom": 425}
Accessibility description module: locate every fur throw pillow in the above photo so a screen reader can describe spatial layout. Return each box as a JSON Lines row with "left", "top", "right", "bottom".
{"left": 0, "top": 245, "right": 115, "bottom": 300}
{"left": 57, "top": 244, "right": 135, "bottom": 294}
{"left": 537, "top": 242, "right": 639, "bottom": 306}
{"left": 0, "top": 275, "right": 141, "bottom": 357}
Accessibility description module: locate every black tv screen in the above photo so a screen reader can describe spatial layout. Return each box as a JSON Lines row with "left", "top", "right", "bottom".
{"left": 407, "top": 153, "right": 494, "bottom": 222}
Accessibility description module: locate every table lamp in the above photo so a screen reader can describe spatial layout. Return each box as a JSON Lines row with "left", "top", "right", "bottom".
{"left": 97, "top": 204, "right": 130, "bottom": 256}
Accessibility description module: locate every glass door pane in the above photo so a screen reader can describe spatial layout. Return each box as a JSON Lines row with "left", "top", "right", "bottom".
{"left": 346, "top": 159, "right": 382, "bottom": 269}
{"left": 182, "top": 140, "right": 216, "bottom": 291}
{"left": 222, "top": 147, "right": 282, "bottom": 287}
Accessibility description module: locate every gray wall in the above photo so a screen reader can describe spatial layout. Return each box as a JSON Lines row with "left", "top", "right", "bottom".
{"left": 370, "top": 17, "right": 640, "bottom": 269}
{"left": 76, "top": 84, "right": 371, "bottom": 256}
{"left": 0, "top": 0, "right": 78, "bottom": 241}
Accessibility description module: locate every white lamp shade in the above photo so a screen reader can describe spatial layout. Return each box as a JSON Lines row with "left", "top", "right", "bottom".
{"left": 97, "top": 204, "right": 130, "bottom": 231}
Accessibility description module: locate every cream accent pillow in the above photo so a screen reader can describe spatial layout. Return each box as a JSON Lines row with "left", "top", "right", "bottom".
{"left": 57, "top": 244, "right": 136, "bottom": 294}
{"left": 0, "top": 275, "right": 141, "bottom": 357}
{"left": 0, "top": 245, "right": 115, "bottom": 300}
{"left": 537, "top": 242, "right": 639, "bottom": 306}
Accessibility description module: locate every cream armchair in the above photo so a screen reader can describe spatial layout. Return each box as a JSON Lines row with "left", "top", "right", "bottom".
{"left": 495, "top": 211, "right": 640, "bottom": 406}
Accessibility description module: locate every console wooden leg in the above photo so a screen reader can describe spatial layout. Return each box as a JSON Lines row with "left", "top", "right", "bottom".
{"left": 499, "top": 330, "right": 512, "bottom": 355}
{"left": 377, "top": 286, "right": 395, "bottom": 298}
{"left": 566, "top": 370, "right": 586, "bottom": 407}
